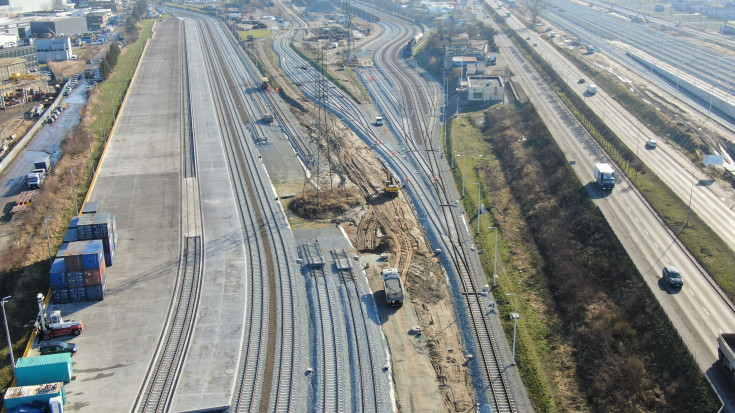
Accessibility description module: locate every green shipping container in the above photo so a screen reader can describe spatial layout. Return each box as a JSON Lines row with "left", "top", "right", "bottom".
{"left": 4, "top": 382, "right": 65, "bottom": 409}
{"left": 15, "top": 354, "right": 73, "bottom": 386}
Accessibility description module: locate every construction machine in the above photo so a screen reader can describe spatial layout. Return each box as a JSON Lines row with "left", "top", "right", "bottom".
{"left": 35, "top": 293, "right": 83, "bottom": 341}
{"left": 384, "top": 173, "right": 400, "bottom": 198}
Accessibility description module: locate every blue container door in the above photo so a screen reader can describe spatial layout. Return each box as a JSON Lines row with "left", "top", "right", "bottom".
{"left": 51, "top": 289, "right": 69, "bottom": 304}
{"left": 49, "top": 272, "right": 67, "bottom": 289}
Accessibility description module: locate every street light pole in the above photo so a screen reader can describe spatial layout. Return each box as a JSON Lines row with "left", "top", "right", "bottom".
{"left": 686, "top": 178, "right": 696, "bottom": 227}
{"left": 43, "top": 216, "right": 52, "bottom": 267}
{"left": 70, "top": 167, "right": 78, "bottom": 215}
{"left": 507, "top": 293, "right": 519, "bottom": 366}
{"left": 474, "top": 182, "right": 481, "bottom": 234}
{"left": 489, "top": 226, "right": 498, "bottom": 287}
{"left": 1, "top": 296, "right": 14, "bottom": 375}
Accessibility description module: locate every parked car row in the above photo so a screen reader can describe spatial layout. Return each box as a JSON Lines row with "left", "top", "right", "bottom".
{"left": 47, "top": 105, "right": 64, "bottom": 124}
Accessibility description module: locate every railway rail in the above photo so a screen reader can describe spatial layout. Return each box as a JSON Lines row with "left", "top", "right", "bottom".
{"left": 134, "top": 236, "right": 203, "bottom": 413}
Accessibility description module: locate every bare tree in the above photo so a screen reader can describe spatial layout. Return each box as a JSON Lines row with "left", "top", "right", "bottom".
{"left": 527, "top": 0, "right": 547, "bottom": 26}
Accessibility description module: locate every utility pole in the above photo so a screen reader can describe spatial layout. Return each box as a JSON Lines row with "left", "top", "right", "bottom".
{"left": 507, "top": 293, "right": 519, "bottom": 366}
{"left": 1, "top": 296, "right": 14, "bottom": 375}
{"left": 489, "top": 226, "right": 498, "bottom": 287}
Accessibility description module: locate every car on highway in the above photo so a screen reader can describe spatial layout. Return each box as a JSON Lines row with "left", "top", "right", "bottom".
{"left": 526, "top": 36, "right": 531, "bottom": 40}
{"left": 646, "top": 139, "right": 657, "bottom": 148}
{"left": 39, "top": 341, "right": 77, "bottom": 355}
{"left": 663, "top": 265, "right": 684, "bottom": 288}
{"left": 533, "top": 42, "right": 538, "bottom": 46}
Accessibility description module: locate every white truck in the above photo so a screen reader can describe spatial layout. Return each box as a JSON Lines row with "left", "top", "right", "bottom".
{"left": 26, "top": 169, "right": 46, "bottom": 189}
{"left": 587, "top": 84, "right": 598, "bottom": 95}
{"left": 382, "top": 268, "right": 404, "bottom": 307}
{"left": 594, "top": 163, "right": 615, "bottom": 190}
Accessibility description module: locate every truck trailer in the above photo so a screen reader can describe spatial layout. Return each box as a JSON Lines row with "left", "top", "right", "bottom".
{"left": 382, "top": 268, "right": 404, "bottom": 307}
{"left": 594, "top": 163, "right": 615, "bottom": 190}
{"left": 719, "top": 334, "right": 735, "bottom": 383}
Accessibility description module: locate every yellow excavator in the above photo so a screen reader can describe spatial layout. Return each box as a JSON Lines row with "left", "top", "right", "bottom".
{"left": 384, "top": 173, "right": 400, "bottom": 198}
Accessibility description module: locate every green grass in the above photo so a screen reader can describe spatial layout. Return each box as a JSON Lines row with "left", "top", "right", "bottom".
{"left": 89, "top": 19, "right": 154, "bottom": 151}
{"left": 238, "top": 30, "right": 271, "bottom": 40}
{"left": 447, "top": 114, "right": 557, "bottom": 411}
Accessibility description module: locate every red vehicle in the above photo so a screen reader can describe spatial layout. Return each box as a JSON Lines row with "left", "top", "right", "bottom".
{"left": 35, "top": 293, "right": 83, "bottom": 341}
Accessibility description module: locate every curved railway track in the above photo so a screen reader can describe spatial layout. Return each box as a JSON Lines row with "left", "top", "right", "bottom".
{"left": 272, "top": 9, "right": 518, "bottom": 411}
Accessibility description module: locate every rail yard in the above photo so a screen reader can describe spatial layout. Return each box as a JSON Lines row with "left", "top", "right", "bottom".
{"left": 3, "top": 0, "right": 735, "bottom": 411}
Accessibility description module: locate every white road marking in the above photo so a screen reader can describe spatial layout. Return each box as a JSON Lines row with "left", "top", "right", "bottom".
{"left": 688, "top": 288, "right": 694, "bottom": 296}
{"left": 635, "top": 218, "right": 639, "bottom": 223}
{"left": 653, "top": 242, "right": 659, "bottom": 250}
{"left": 703, "top": 306, "right": 710, "bottom": 317}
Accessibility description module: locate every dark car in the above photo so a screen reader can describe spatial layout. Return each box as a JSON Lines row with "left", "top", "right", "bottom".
{"left": 39, "top": 342, "right": 77, "bottom": 355}
{"left": 663, "top": 265, "right": 684, "bottom": 288}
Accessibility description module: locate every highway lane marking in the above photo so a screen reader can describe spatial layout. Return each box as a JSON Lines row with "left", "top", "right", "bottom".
{"left": 635, "top": 217, "right": 639, "bottom": 224}
{"left": 653, "top": 242, "right": 659, "bottom": 250}
{"left": 703, "top": 306, "right": 710, "bottom": 316}
{"left": 688, "top": 288, "right": 694, "bottom": 296}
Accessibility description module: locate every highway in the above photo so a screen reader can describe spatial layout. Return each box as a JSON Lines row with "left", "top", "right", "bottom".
{"left": 482, "top": 1, "right": 735, "bottom": 404}
{"left": 504, "top": 1, "right": 735, "bottom": 260}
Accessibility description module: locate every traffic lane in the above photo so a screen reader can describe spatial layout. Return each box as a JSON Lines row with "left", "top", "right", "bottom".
{"left": 500, "top": 30, "right": 735, "bottom": 369}
{"left": 525, "top": 21, "right": 735, "bottom": 254}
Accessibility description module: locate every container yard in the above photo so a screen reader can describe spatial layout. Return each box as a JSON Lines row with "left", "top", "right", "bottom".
{"left": 51, "top": 208, "right": 117, "bottom": 303}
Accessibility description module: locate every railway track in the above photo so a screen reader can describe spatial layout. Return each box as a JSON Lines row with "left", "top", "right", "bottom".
{"left": 310, "top": 265, "right": 343, "bottom": 412}
{"left": 334, "top": 249, "right": 383, "bottom": 412}
{"left": 271, "top": 8, "right": 518, "bottom": 410}
{"left": 134, "top": 236, "right": 203, "bottom": 413}
{"left": 182, "top": 13, "right": 302, "bottom": 412}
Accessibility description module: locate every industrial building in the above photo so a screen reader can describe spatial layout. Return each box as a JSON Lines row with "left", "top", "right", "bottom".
{"left": 466, "top": 75, "right": 504, "bottom": 104}
{"left": 0, "top": 0, "right": 76, "bottom": 16}
{"left": 29, "top": 16, "right": 88, "bottom": 38}
{"left": 35, "top": 37, "right": 72, "bottom": 63}
{"left": 0, "top": 44, "right": 38, "bottom": 69}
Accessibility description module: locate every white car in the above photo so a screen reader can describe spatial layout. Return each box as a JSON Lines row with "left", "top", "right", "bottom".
{"left": 645, "top": 139, "right": 657, "bottom": 149}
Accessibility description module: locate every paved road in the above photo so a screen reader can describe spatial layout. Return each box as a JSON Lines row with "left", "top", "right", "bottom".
{"left": 58, "top": 20, "right": 185, "bottom": 412}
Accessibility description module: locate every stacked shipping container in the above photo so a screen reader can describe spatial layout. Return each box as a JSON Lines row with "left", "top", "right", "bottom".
{"left": 49, "top": 203, "right": 117, "bottom": 304}
{"left": 51, "top": 240, "right": 106, "bottom": 304}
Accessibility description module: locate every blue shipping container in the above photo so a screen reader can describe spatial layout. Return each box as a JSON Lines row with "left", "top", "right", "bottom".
{"left": 63, "top": 228, "right": 78, "bottom": 243}
{"left": 104, "top": 249, "right": 114, "bottom": 267}
{"left": 101, "top": 236, "right": 115, "bottom": 254}
{"left": 51, "top": 288, "right": 68, "bottom": 304}
{"left": 67, "top": 287, "right": 86, "bottom": 303}
{"left": 81, "top": 240, "right": 104, "bottom": 270}
{"left": 69, "top": 216, "right": 79, "bottom": 228}
{"left": 85, "top": 275, "right": 107, "bottom": 301}
{"left": 66, "top": 271, "right": 84, "bottom": 288}
{"left": 49, "top": 272, "right": 66, "bottom": 289}
{"left": 15, "top": 354, "right": 73, "bottom": 386}
{"left": 81, "top": 201, "right": 100, "bottom": 214}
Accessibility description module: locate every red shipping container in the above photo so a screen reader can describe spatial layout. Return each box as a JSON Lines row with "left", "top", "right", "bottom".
{"left": 83, "top": 265, "right": 106, "bottom": 286}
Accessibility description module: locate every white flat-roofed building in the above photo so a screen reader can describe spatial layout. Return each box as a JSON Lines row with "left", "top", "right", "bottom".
{"left": 467, "top": 75, "right": 504, "bottom": 103}
{"left": 35, "top": 36, "right": 71, "bottom": 62}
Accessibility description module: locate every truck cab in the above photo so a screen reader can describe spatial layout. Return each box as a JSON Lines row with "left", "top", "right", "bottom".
{"left": 27, "top": 169, "right": 46, "bottom": 189}
{"left": 375, "top": 116, "right": 384, "bottom": 126}
{"left": 382, "top": 268, "right": 404, "bottom": 307}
